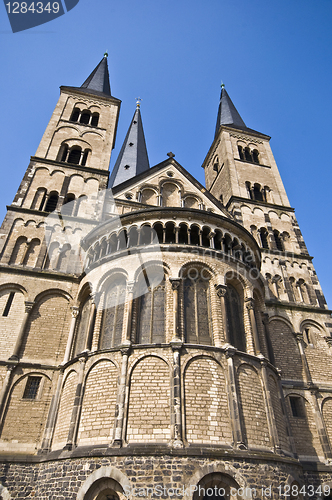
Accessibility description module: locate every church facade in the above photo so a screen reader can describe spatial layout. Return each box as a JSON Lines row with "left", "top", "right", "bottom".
{"left": 0, "top": 55, "right": 331, "bottom": 499}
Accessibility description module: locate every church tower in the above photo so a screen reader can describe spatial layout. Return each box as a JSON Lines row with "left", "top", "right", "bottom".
{"left": 0, "top": 60, "right": 331, "bottom": 499}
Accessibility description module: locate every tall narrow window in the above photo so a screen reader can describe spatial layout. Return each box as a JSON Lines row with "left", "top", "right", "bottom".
{"left": 137, "top": 277, "right": 166, "bottom": 344}
{"left": 2, "top": 292, "right": 15, "bottom": 317}
{"left": 67, "top": 147, "right": 82, "bottom": 165}
{"left": 44, "top": 192, "right": 59, "bottom": 213}
{"left": 253, "top": 184, "right": 264, "bottom": 201}
{"left": 238, "top": 145, "right": 245, "bottom": 160}
{"left": 100, "top": 278, "right": 126, "bottom": 349}
{"left": 74, "top": 297, "right": 92, "bottom": 356}
{"left": 252, "top": 149, "right": 259, "bottom": 164}
{"left": 183, "top": 271, "right": 212, "bottom": 345}
{"left": 91, "top": 113, "right": 99, "bottom": 127}
{"left": 274, "top": 230, "right": 284, "bottom": 251}
{"left": 259, "top": 228, "right": 269, "bottom": 249}
{"left": 225, "top": 284, "right": 246, "bottom": 352}
{"left": 80, "top": 111, "right": 91, "bottom": 124}
{"left": 70, "top": 108, "right": 80, "bottom": 122}
{"left": 23, "top": 376, "right": 41, "bottom": 400}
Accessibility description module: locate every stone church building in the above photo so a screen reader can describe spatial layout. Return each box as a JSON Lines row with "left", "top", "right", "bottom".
{"left": 0, "top": 55, "right": 331, "bottom": 499}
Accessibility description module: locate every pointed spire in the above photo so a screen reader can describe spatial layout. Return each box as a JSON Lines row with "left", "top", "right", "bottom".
{"left": 109, "top": 102, "right": 150, "bottom": 188}
{"left": 80, "top": 54, "right": 111, "bottom": 96}
{"left": 215, "top": 84, "right": 246, "bottom": 137}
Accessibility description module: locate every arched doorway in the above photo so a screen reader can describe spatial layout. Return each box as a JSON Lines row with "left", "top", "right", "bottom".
{"left": 83, "top": 478, "right": 125, "bottom": 500}
{"left": 193, "top": 473, "right": 240, "bottom": 500}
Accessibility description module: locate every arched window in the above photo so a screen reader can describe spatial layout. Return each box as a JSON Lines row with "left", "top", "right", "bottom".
{"left": 31, "top": 187, "right": 47, "bottom": 211}
{"left": 245, "top": 181, "right": 253, "bottom": 200}
{"left": 238, "top": 145, "right": 245, "bottom": 160}
{"left": 137, "top": 276, "right": 165, "bottom": 344}
{"left": 70, "top": 108, "right": 80, "bottom": 122}
{"left": 190, "top": 225, "right": 200, "bottom": 245}
{"left": 44, "top": 191, "right": 59, "bottom": 212}
{"left": 223, "top": 234, "right": 232, "bottom": 254}
{"left": 183, "top": 269, "right": 212, "bottom": 345}
{"left": 178, "top": 223, "right": 188, "bottom": 244}
{"left": 22, "top": 238, "right": 40, "bottom": 267}
{"left": 153, "top": 223, "right": 163, "bottom": 244}
{"left": 274, "top": 230, "right": 284, "bottom": 251}
{"left": 127, "top": 227, "right": 138, "bottom": 248}
{"left": 91, "top": 113, "right": 99, "bottom": 127}
{"left": 140, "top": 225, "right": 152, "bottom": 245}
{"left": 214, "top": 229, "right": 223, "bottom": 250}
{"left": 253, "top": 183, "right": 264, "bottom": 201}
{"left": 62, "top": 193, "right": 75, "bottom": 216}
{"left": 79, "top": 110, "right": 91, "bottom": 125}
{"left": 225, "top": 284, "right": 246, "bottom": 351}
{"left": 73, "top": 296, "right": 92, "bottom": 356}
{"left": 245, "top": 147, "right": 253, "bottom": 162}
{"left": 259, "top": 227, "right": 269, "bottom": 249}
{"left": 165, "top": 222, "right": 175, "bottom": 244}
{"left": 57, "top": 244, "right": 71, "bottom": 272}
{"left": 44, "top": 241, "right": 59, "bottom": 270}
{"left": 252, "top": 149, "right": 259, "bottom": 164}
{"left": 202, "top": 227, "right": 211, "bottom": 248}
{"left": 9, "top": 236, "right": 27, "bottom": 265}
{"left": 100, "top": 278, "right": 126, "bottom": 349}
{"left": 67, "top": 147, "right": 82, "bottom": 165}
{"left": 81, "top": 149, "right": 90, "bottom": 166}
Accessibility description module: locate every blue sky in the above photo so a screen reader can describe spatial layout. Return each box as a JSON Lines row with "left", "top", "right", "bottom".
{"left": 0, "top": 0, "right": 331, "bottom": 306}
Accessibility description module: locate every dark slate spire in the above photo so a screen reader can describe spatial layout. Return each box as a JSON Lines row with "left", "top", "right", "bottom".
{"left": 109, "top": 101, "right": 150, "bottom": 188}
{"left": 215, "top": 84, "right": 246, "bottom": 137}
{"left": 80, "top": 52, "right": 111, "bottom": 96}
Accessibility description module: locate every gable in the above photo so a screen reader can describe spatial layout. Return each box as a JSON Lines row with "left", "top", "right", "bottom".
{"left": 110, "top": 160, "right": 232, "bottom": 219}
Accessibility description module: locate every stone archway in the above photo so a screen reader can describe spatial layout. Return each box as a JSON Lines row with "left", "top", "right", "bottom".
{"left": 193, "top": 473, "right": 240, "bottom": 500}
{"left": 77, "top": 466, "right": 130, "bottom": 500}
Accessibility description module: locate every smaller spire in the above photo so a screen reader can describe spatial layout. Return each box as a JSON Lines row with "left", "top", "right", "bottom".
{"left": 215, "top": 84, "right": 246, "bottom": 138}
{"left": 109, "top": 102, "right": 150, "bottom": 188}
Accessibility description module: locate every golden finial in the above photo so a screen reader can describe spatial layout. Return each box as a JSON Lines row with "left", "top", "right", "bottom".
{"left": 136, "top": 97, "right": 142, "bottom": 108}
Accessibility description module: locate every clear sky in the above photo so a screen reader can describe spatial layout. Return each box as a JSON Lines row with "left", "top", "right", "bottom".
{"left": 0, "top": 0, "right": 331, "bottom": 307}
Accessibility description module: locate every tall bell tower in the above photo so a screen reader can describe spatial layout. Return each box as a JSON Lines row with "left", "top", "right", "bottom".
{"left": 202, "top": 84, "right": 329, "bottom": 312}
{"left": 0, "top": 54, "right": 121, "bottom": 265}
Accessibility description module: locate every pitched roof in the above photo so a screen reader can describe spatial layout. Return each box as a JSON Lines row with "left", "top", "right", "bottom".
{"left": 215, "top": 86, "right": 247, "bottom": 137}
{"left": 109, "top": 103, "right": 150, "bottom": 188}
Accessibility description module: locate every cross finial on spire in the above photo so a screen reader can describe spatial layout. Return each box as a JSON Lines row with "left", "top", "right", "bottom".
{"left": 136, "top": 97, "right": 142, "bottom": 108}
{"left": 221, "top": 80, "right": 225, "bottom": 89}
{"left": 104, "top": 51, "right": 108, "bottom": 58}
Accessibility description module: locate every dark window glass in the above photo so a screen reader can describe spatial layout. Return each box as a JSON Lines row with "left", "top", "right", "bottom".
{"left": 91, "top": 113, "right": 99, "bottom": 127}
{"left": 137, "top": 279, "right": 165, "bottom": 344}
{"left": 289, "top": 396, "right": 305, "bottom": 418}
{"left": 44, "top": 193, "right": 58, "bottom": 213}
{"left": 260, "top": 228, "right": 269, "bottom": 249}
{"left": 2, "top": 292, "right": 15, "bottom": 317}
{"left": 23, "top": 376, "right": 41, "bottom": 399}
{"left": 225, "top": 284, "right": 246, "bottom": 351}
{"left": 70, "top": 108, "right": 80, "bottom": 122}
{"left": 80, "top": 112, "right": 90, "bottom": 125}
{"left": 101, "top": 280, "right": 126, "bottom": 349}
{"left": 67, "top": 148, "right": 81, "bottom": 165}
{"left": 184, "top": 275, "right": 212, "bottom": 345}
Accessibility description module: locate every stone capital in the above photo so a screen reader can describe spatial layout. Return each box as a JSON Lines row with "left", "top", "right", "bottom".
{"left": 24, "top": 301, "right": 35, "bottom": 314}
{"left": 293, "top": 332, "right": 304, "bottom": 344}
{"left": 71, "top": 306, "right": 80, "bottom": 319}
{"left": 170, "top": 278, "right": 181, "bottom": 290}
{"left": 324, "top": 336, "right": 332, "bottom": 348}
{"left": 215, "top": 284, "right": 227, "bottom": 298}
{"left": 245, "top": 297, "right": 255, "bottom": 310}
{"left": 225, "top": 346, "right": 237, "bottom": 358}
{"left": 126, "top": 281, "right": 135, "bottom": 294}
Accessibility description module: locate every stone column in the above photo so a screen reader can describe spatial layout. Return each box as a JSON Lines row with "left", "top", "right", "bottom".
{"left": 259, "top": 357, "right": 281, "bottom": 452}
{"left": 9, "top": 301, "right": 35, "bottom": 360}
{"left": 170, "top": 341, "right": 184, "bottom": 448}
{"left": 0, "top": 364, "right": 16, "bottom": 422}
{"left": 112, "top": 346, "right": 131, "bottom": 447}
{"left": 174, "top": 226, "right": 179, "bottom": 244}
{"left": 225, "top": 347, "right": 246, "bottom": 449}
{"left": 293, "top": 332, "right": 311, "bottom": 384}
{"left": 245, "top": 298, "right": 261, "bottom": 355}
{"left": 215, "top": 284, "right": 229, "bottom": 343}
{"left": 209, "top": 231, "right": 215, "bottom": 249}
{"left": 124, "top": 282, "right": 135, "bottom": 343}
{"left": 64, "top": 354, "right": 87, "bottom": 450}
{"left": 262, "top": 313, "right": 276, "bottom": 365}
{"left": 276, "top": 369, "right": 297, "bottom": 456}
{"left": 198, "top": 230, "right": 203, "bottom": 247}
{"left": 84, "top": 294, "right": 98, "bottom": 351}
{"left": 40, "top": 368, "right": 65, "bottom": 453}
{"left": 170, "top": 278, "right": 181, "bottom": 341}
{"left": 91, "top": 292, "right": 105, "bottom": 351}
{"left": 309, "top": 387, "right": 332, "bottom": 459}
{"left": 63, "top": 306, "right": 79, "bottom": 364}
